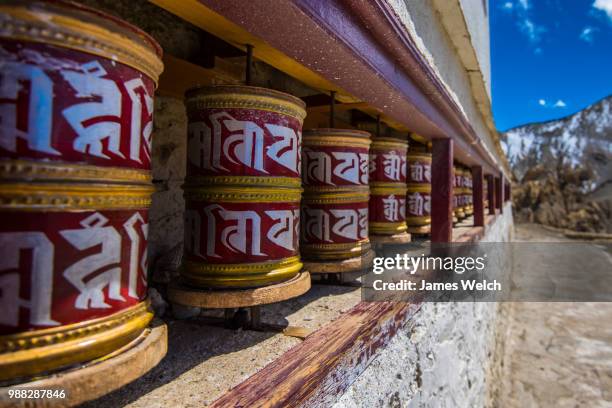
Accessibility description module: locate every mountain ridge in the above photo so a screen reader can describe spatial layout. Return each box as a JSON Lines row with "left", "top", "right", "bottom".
{"left": 500, "top": 95, "right": 612, "bottom": 232}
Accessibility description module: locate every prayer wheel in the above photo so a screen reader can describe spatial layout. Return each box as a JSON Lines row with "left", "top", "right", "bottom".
{"left": 183, "top": 85, "right": 306, "bottom": 288}
{"left": 455, "top": 168, "right": 467, "bottom": 220}
{"left": 453, "top": 165, "right": 460, "bottom": 224}
{"left": 0, "top": 1, "right": 163, "bottom": 381}
{"left": 464, "top": 169, "right": 474, "bottom": 216}
{"left": 406, "top": 151, "right": 432, "bottom": 234}
{"left": 301, "top": 129, "right": 371, "bottom": 261}
{"left": 369, "top": 138, "right": 408, "bottom": 236}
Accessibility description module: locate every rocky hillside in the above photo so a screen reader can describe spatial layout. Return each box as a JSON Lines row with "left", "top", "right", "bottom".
{"left": 501, "top": 95, "right": 612, "bottom": 232}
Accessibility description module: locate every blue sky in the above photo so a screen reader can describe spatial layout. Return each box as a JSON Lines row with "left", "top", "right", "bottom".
{"left": 490, "top": 0, "right": 612, "bottom": 131}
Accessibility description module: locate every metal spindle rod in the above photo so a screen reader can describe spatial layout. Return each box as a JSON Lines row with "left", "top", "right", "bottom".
{"left": 245, "top": 44, "right": 254, "bottom": 85}
{"left": 329, "top": 90, "right": 336, "bottom": 128}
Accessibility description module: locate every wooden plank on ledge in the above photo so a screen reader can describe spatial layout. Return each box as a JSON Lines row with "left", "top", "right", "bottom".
{"left": 209, "top": 301, "right": 420, "bottom": 408}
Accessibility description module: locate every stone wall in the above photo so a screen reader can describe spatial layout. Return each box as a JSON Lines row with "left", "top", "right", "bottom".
{"left": 333, "top": 203, "right": 514, "bottom": 408}
{"left": 148, "top": 97, "right": 187, "bottom": 285}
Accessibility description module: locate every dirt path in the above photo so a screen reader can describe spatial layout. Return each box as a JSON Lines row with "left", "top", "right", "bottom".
{"left": 495, "top": 224, "right": 612, "bottom": 407}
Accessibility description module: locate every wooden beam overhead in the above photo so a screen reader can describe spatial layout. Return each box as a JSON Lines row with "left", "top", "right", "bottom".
{"left": 150, "top": 0, "right": 412, "bottom": 134}
{"left": 150, "top": 0, "right": 359, "bottom": 104}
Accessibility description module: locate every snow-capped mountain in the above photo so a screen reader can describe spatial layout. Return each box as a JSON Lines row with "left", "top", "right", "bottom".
{"left": 501, "top": 95, "right": 612, "bottom": 192}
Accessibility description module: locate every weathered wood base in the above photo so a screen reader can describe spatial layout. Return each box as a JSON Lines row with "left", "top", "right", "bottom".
{"left": 0, "top": 321, "right": 167, "bottom": 408}
{"left": 407, "top": 224, "right": 431, "bottom": 235}
{"left": 304, "top": 248, "right": 376, "bottom": 274}
{"left": 168, "top": 271, "right": 311, "bottom": 309}
{"left": 370, "top": 232, "right": 412, "bottom": 246}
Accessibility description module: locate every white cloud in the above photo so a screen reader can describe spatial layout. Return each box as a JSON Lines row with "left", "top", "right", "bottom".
{"left": 518, "top": 0, "right": 530, "bottom": 10}
{"left": 593, "top": 0, "right": 612, "bottom": 21}
{"left": 538, "top": 99, "right": 567, "bottom": 108}
{"left": 580, "top": 26, "right": 597, "bottom": 42}
{"left": 500, "top": 0, "right": 546, "bottom": 45}
{"left": 519, "top": 18, "right": 546, "bottom": 43}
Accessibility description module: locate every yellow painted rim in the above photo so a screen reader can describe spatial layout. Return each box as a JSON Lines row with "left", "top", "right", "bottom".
{"left": 406, "top": 153, "right": 432, "bottom": 162}
{"left": 0, "top": 3, "right": 163, "bottom": 84}
{"left": 182, "top": 257, "right": 303, "bottom": 288}
{"left": 369, "top": 221, "right": 408, "bottom": 234}
{"left": 406, "top": 216, "right": 431, "bottom": 225}
{"left": 406, "top": 184, "right": 432, "bottom": 193}
{"left": 186, "top": 91, "right": 306, "bottom": 122}
{"left": 0, "top": 159, "right": 151, "bottom": 184}
{"left": 0, "top": 301, "right": 152, "bottom": 381}
{"left": 303, "top": 133, "right": 371, "bottom": 149}
{"left": 0, "top": 182, "right": 153, "bottom": 210}
{"left": 184, "top": 185, "right": 302, "bottom": 203}
{"left": 302, "top": 239, "right": 372, "bottom": 260}
{"left": 370, "top": 137, "right": 409, "bottom": 151}
{"left": 302, "top": 190, "right": 369, "bottom": 204}
{"left": 185, "top": 175, "right": 301, "bottom": 188}
{"left": 371, "top": 185, "right": 408, "bottom": 195}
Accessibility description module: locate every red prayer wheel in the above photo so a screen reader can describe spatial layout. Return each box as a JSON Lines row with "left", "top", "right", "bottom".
{"left": 183, "top": 85, "right": 306, "bottom": 288}
{"left": 369, "top": 138, "right": 408, "bottom": 235}
{"left": 455, "top": 167, "right": 467, "bottom": 220}
{"left": 301, "top": 129, "right": 371, "bottom": 261}
{"left": 464, "top": 168, "right": 474, "bottom": 216}
{"left": 406, "top": 151, "right": 432, "bottom": 234}
{"left": 453, "top": 165, "right": 460, "bottom": 223}
{"left": 0, "top": 1, "right": 163, "bottom": 381}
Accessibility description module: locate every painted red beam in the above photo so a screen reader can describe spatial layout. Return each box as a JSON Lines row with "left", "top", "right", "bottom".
{"left": 431, "top": 139, "right": 454, "bottom": 243}
{"left": 198, "top": 0, "right": 501, "bottom": 176}
{"left": 472, "top": 166, "right": 484, "bottom": 227}
{"left": 486, "top": 174, "right": 495, "bottom": 215}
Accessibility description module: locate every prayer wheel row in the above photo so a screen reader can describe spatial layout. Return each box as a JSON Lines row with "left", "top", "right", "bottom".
{"left": 181, "top": 93, "right": 376, "bottom": 284}
{"left": 453, "top": 166, "right": 473, "bottom": 221}
{"left": 0, "top": 1, "right": 163, "bottom": 381}
{"left": 464, "top": 169, "right": 474, "bottom": 216}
